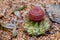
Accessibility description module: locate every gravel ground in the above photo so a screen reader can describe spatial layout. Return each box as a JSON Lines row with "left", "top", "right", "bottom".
{"left": 0, "top": 23, "right": 60, "bottom": 40}
{"left": 0, "top": 0, "right": 60, "bottom": 40}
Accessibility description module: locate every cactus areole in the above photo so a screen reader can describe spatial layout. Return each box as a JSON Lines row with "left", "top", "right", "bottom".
{"left": 29, "top": 6, "right": 44, "bottom": 22}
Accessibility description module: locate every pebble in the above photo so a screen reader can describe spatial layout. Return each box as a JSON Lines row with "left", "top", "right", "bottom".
{"left": 50, "top": 31, "right": 55, "bottom": 35}
{"left": 14, "top": 11, "right": 21, "bottom": 18}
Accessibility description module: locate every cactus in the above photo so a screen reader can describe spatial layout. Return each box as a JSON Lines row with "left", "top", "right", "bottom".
{"left": 23, "top": 17, "right": 50, "bottom": 36}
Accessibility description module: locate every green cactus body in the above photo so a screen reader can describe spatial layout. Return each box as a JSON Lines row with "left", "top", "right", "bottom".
{"left": 23, "top": 17, "right": 50, "bottom": 36}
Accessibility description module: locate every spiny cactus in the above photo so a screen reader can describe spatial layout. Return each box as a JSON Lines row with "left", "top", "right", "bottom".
{"left": 23, "top": 17, "right": 50, "bottom": 36}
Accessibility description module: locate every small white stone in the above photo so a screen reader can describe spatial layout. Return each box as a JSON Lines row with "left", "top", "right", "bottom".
{"left": 14, "top": 11, "right": 21, "bottom": 18}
